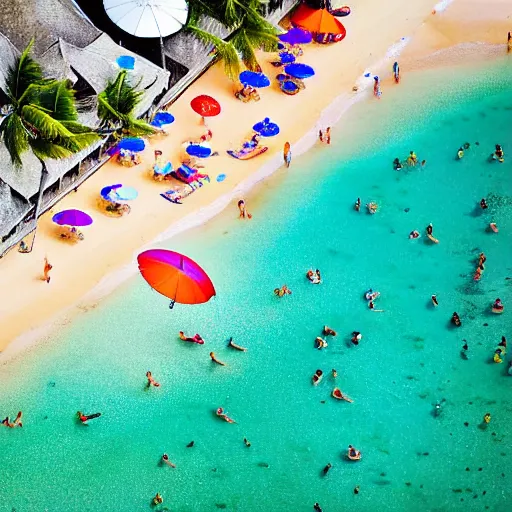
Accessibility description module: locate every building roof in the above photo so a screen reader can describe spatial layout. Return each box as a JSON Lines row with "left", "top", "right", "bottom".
{"left": 0, "top": 181, "right": 31, "bottom": 238}
{"left": 0, "top": 32, "right": 19, "bottom": 98}
{"left": 60, "top": 34, "right": 170, "bottom": 117}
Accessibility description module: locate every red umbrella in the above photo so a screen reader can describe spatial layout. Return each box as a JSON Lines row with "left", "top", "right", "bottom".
{"left": 190, "top": 95, "right": 221, "bottom": 118}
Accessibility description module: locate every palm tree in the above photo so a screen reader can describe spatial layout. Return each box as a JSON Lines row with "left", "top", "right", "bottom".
{"left": 0, "top": 39, "right": 100, "bottom": 250}
{"left": 97, "top": 70, "right": 156, "bottom": 137}
{"left": 186, "top": 0, "right": 279, "bottom": 79}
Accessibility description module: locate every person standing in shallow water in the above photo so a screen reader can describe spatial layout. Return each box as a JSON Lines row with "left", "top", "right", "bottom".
{"left": 238, "top": 199, "right": 252, "bottom": 219}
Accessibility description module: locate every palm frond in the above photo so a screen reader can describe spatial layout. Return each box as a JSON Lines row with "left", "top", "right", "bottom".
{"left": 187, "top": 25, "right": 241, "bottom": 79}
{"left": 21, "top": 104, "right": 74, "bottom": 140}
{"left": 29, "top": 139, "right": 74, "bottom": 161}
{"left": 0, "top": 114, "right": 30, "bottom": 166}
{"left": 123, "top": 118, "right": 157, "bottom": 137}
{"left": 231, "top": 29, "right": 259, "bottom": 71}
{"left": 5, "top": 38, "right": 44, "bottom": 103}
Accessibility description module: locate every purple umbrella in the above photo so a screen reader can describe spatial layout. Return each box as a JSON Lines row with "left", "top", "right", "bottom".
{"left": 278, "top": 28, "right": 312, "bottom": 45}
{"left": 52, "top": 209, "right": 93, "bottom": 227}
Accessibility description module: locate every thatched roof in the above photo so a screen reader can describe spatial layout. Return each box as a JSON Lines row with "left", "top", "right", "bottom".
{"left": 60, "top": 34, "right": 170, "bottom": 117}
{"left": 39, "top": 42, "right": 78, "bottom": 83}
{"left": 0, "top": 181, "right": 31, "bottom": 237}
{"left": 0, "top": 32, "right": 19, "bottom": 97}
{"left": 164, "top": 15, "right": 232, "bottom": 69}
{"left": 0, "top": 0, "right": 100, "bottom": 55}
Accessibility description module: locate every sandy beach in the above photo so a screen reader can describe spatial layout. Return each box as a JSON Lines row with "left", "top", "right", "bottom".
{"left": 0, "top": 0, "right": 510, "bottom": 357}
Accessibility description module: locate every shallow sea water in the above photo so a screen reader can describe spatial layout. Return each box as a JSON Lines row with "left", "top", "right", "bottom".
{"left": 1, "top": 56, "right": 511, "bottom": 512}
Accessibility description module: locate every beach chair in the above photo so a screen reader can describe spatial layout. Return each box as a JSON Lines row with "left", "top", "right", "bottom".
{"left": 279, "top": 81, "right": 300, "bottom": 95}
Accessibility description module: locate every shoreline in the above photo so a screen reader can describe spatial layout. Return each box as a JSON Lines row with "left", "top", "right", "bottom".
{"left": 1, "top": 0, "right": 511, "bottom": 364}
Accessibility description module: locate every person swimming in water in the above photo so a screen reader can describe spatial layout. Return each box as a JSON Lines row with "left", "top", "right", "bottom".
{"left": 480, "top": 198, "right": 488, "bottom": 209}
{"left": 315, "top": 337, "right": 328, "bottom": 350}
{"left": 77, "top": 411, "right": 101, "bottom": 424}
{"left": 161, "top": 454, "right": 176, "bottom": 468}
{"left": 492, "top": 144, "right": 504, "bottom": 162}
{"left": 322, "top": 463, "right": 332, "bottom": 476}
{"left": 323, "top": 326, "right": 337, "bottom": 337}
{"left": 238, "top": 199, "right": 252, "bottom": 219}
{"left": 153, "top": 493, "right": 164, "bottom": 505}
{"left": 210, "top": 352, "right": 226, "bottom": 366}
{"left": 351, "top": 332, "right": 362, "bottom": 345}
{"left": 393, "top": 158, "right": 403, "bottom": 171}
{"left": 274, "top": 285, "right": 292, "bottom": 297}
{"left": 354, "top": 197, "right": 361, "bottom": 211}
{"left": 216, "top": 407, "right": 236, "bottom": 423}
{"left": 313, "top": 503, "right": 323, "bottom": 512}
{"left": 347, "top": 445, "right": 361, "bottom": 461}
{"left": 431, "top": 294, "right": 438, "bottom": 307}
{"left": 451, "top": 312, "right": 462, "bottom": 327}
{"left": 457, "top": 147, "right": 464, "bottom": 159}
{"left": 461, "top": 341, "right": 469, "bottom": 360}
{"left": 409, "top": 230, "right": 420, "bottom": 239}
{"left": 146, "top": 371, "right": 160, "bottom": 388}
{"left": 407, "top": 151, "right": 417, "bottom": 166}
{"left": 306, "top": 270, "right": 321, "bottom": 284}
{"left": 179, "top": 331, "right": 205, "bottom": 344}
{"left": 478, "top": 252, "right": 486, "bottom": 267}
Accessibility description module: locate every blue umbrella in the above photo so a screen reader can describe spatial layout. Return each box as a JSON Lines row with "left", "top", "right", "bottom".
{"left": 253, "top": 117, "right": 280, "bottom": 137}
{"left": 116, "top": 55, "right": 135, "bottom": 70}
{"left": 239, "top": 71, "right": 271, "bottom": 88}
{"left": 278, "top": 28, "right": 312, "bottom": 45}
{"left": 186, "top": 144, "right": 212, "bottom": 158}
{"left": 151, "top": 112, "right": 175, "bottom": 128}
{"left": 279, "top": 52, "right": 296, "bottom": 64}
{"left": 281, "top": 81, "right": 299, "bottom": 93}
{"left": 52, "top": 209, "right": 93, "bottom": 227}
{"left": 100, "top": 184, "right": 122, "bottom": 201}
{"left": 115, "top": 186, "right": 138, "bottom": 201}
{"left": 116, "top": 137, "right": 145, "bottom": 152}
{"left": 284, "top": 63, "right": 315, "bottom": 79}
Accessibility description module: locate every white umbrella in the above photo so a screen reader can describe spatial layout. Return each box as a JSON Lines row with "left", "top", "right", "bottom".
{"left": 103, "top": 0, "right": 189, "bottom": 68}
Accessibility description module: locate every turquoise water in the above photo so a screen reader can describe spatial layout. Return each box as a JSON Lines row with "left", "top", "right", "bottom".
{"left": 1, "top": 56, "right": 511, "bottom": 512}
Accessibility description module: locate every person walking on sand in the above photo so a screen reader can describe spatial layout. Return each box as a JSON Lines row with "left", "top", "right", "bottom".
{"left": 284, "top": 142, "right": 292, "bottom": 168}
{"left": 238, "top": 199, "right": 252, "bottom": 219}
{"left": 43, "top": 257, "right": 52, "bottom": 283}
{"left": 393, "top": 61, "right": 400, "bottom": 84}
{"left": 319, "top": 128, "right": 331, "bottom": 145}
{"left": 508, "top": 32, "right": 512, "bottom": 53}
{"left": 373, "top": 76, "right": 382, "bottom": 98}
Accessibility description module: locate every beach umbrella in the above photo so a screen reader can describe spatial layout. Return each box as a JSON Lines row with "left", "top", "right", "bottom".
{"left": 52, "top": 209, "right": 93, "bottom": 227}
{"left": 279, "top": 52, "right": 296, "bottom": 64}
{"left": 116, "top": 137, "right": 146, "bottom": 152}
{"left": 115, "top": 186, "right": 138, "bottom": 201}
{"left": 253, "top": 118, "right": 280, "bottom": 137}
{"left": 151, "top": 112, "right": 175, "bottom": 128}
{"left": 103, "top": 0, "right": 189, "bottom": 69}
{"left": 278, "top": 27, "right": 313, "bottom": 45}
{"left": 239, "top": 71, "right": 271, "bottom": 88}
{"left": 292, "top": 5, "right": 346, "bottom": 37}
{"left": 116, "top": 55, "right": 136, "bottom": 70}
{"left": 281, "top": 81, "right": 299, "bottom": 93}
{"left": 185, "top": 144, "right": 212, "bottom": 158}
{"left": 284, "top": 63, "right": 315, "bottom": 79}
{"left": 100, "top": 184, "right": 123, "bottom": 201}
{"left": 190, "top": 95, "right": 221, "bottom": 118}
{"left": 137, "top": 249, "right": 216, "bottom": 307}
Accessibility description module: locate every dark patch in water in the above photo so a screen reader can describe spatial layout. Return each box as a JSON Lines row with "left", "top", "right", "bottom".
{"left": 215, "top": 504, "right": 227, "bottom": 509}
{"left": 374, "top": 480, "right": 392, "bottom": 486}
{"left": 452, "top": 489, "right": 463, "bottom": 493}
{"left": 408, "top": 284, "right": 416, "bottom": 289}
{"left": 466, "top": 467, "right": 470, "bottom": 471}
{"left": 404, "top": 207, "right": 410, "bottom": 213}
{"left": 406, "top": 375, "right": 418, "bottom": 381}
{"left": 257, "top": 462, "right": 270, "bottom": 468}
{"left": 483, "top": 323, "right": 488, "bottom": 327}
{"left": 48, "top": 381, "right": 56, "bottom": 387}
{"left": 464, "top": 422, "right": 469, "bottom": 427}
{"left": 405, "top": 482, "right": 411, "bottom": 487}
{"left": 461, "top": 116, "right": 471, "bottom": 122}
{"left": 380, "top": 472, "right": 386, "bottom": 477}
{"left": 223, "top": 231, "right": 229, "bottom": 235}
{"left": 475, "top": 141, "right": 480, "bottom": 145}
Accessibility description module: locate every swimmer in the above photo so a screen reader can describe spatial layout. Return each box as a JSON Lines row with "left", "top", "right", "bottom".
{"left": 409, "top": 230, "right": 420, "bottom": 239}
{"left": 76, "top": 411, "right": 101, "bottom": 424}
{"left": 146, "top": 371, "right": 160, "bottom": 388}
{"left": 315, "top": 269, "right": 321, "bottom": 282}
{"left": 368, "top": 300, "right": 384, "bottom": 312}
{"left": 237, "top": 199, "right": 252, "bottom": 219}
{"left": 393, "top": 157, "right": 402, "bottom": 171}
{"left": 366, "top": 202, "right": 378, "bottom": 214}
{"left": 494, "top": 349, "right": 503, "bottom": 363}
{"left": 351, "top": 331, "right": 362, "bottom": 345}
{"left": 315, "top": 337, "right": 328, "bottom": 350}
{"left": 313, "top": 503, "right": 323, "bottom": 512}
{"left": 451, "top": 312, "right": 462, "bottom": 327}
{"left": 489, "top": 222, "right": 499, "bottom": 233}
{"left": 244, "top": 437, "right": 251, "bottom": 447}
{"left": 323, "top": 326, "right": 337, "bottom": 337}
{"left": 161, "top": 454, "right": 176, "bottom": 468}
{"left": 483, "top": 413, "right": 491, "bottom": 424}
{"left": 227, "top": 337, "right": 247, "bottom": 351}
{"left": 478, "top": 252, "right": 486, "bottom": 267}
{"left": 355, "top": 197, "right": 361, "bottom": 211}
{"left": 431, "top": 294, "right": 438, "bottom": 307}
{"left": 492, "top": 298, "right": 503, "bottom": 311}
{"left": 498, "top": 336, "right": 507, "bottom": 350}
{"left": 457, "top": 147, "right": 464, "bottom": 159}
{"left": 216, "top": 407, "right": 236, "bottom": 423}
{"left": 426, "top": 223, "right": 433, "bottom": 236}
{"left": 210, "top": 352, "right": 226, "bottom": 366}
{"left": 492, "top": 144, "right": 504, "bottom": 162}
{"left": 354, "top": 485, "right": 360, "bottom": 494}
{"left": 179, "top": 331, "right": 205, "bottom": 344}
{"left": 473, "top": 266, "right": 483, "bottom": 282}
{"left": 274, "top": 285, "right": 292, "bottom": 297}
{"left": 306, "top": 270, "right": 321, "bottom": 284}
{"left": 407, "top": 151, "right": 417, "bottom": 166}
{"left": 421, "top": 159, "right": 426, "bottom": 167}
{"left": 461, "top": 341, "right": 469, "bottom": 360}
{"left": 347, "top": 445, "right": 361, "bottom": 461}
{"left": 332, "top": 369, "right": 338, "bottom": 378}
{"left": 322, "top": 463, "right": 332, "bottom": 476}
{"left": 153, "top": 493, "right": 163, "bottom": 505}
{"left": 480, "top": 198, "right": 488, "bottom": 209}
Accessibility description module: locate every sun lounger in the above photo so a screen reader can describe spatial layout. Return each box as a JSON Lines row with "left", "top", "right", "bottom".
{"left": 160, "top": 184, "right": 195, "bottom": 204}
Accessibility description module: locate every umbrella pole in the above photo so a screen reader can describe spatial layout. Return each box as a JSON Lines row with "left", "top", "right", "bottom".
{"left": 160, "top": 36, "right": 166, "bottom": 71}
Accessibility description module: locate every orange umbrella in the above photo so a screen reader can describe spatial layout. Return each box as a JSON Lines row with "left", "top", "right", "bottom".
{"left": 138, "top": 249, "right": 216, "bottom": 307}
{"left": 292, "top": 5, "right": 346, "bottom": 36}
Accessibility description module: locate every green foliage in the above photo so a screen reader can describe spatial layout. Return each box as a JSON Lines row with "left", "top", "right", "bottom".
{"left": 187, "top": 0, "right": 278, "bottom": 78}
{"left": 0, "top": 39, "right": 100, "bottom": 167}
{"left": 97, "top": 70, "right": 156, "bottom": 136}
